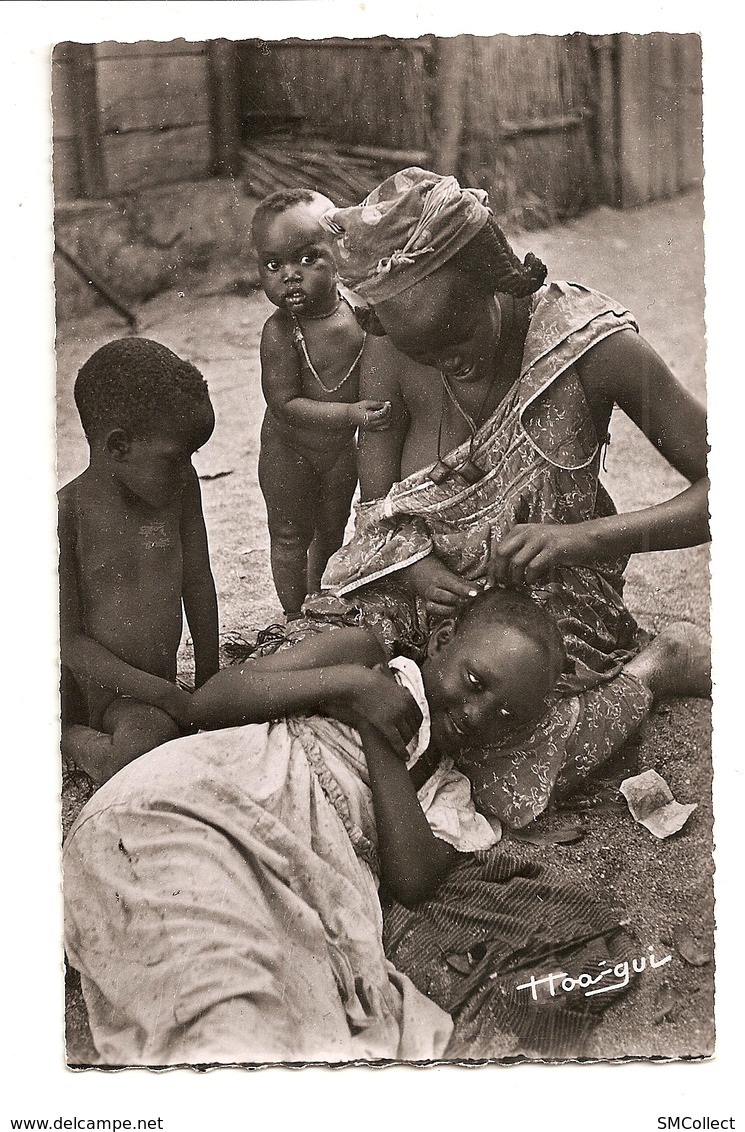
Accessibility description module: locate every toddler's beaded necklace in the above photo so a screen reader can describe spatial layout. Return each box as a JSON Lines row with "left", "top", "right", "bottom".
{"left": 291, "top": 293, "right": 366, "bottom": 394}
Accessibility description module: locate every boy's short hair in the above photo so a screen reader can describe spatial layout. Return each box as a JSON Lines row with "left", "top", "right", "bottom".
{"left": 251, "top": 188, "right": 331, "bottom": 236}
{"left": 74, "top": 337, "right": 210, "bottom": 441}
{"left": 456, "top": 587, "right": 566, "bottom": 680}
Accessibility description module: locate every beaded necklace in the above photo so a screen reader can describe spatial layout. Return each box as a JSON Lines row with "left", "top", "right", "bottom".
{"left": 291, "top": 295, "right": 367, "bottom": 393}
{"left": 428, "top": 295, "right": 530, "bottom": 486}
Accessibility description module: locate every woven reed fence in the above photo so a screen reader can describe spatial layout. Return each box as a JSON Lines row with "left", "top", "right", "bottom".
{"left": 53, "top": 34, "right": 702, "bottom": 223}
{"left": 457, "top": 34, "right": 597, "bottom": 224}
{"left": 235, "top": 34, "right": 600, "bottom": 222}
{"left": 236, "top": 37, "right": 435, "bottom": 152}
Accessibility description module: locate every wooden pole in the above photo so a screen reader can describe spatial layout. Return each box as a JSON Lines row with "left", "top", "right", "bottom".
{"left": 207, "top": 39, "right": 242, "bottom": 177}
{"left": 591, "top": 35, "right": 621, "bottom": 208}
{"left": 58, "top": 42, "right": 106, "bottom": 199}
{"left": 617, "top": 34, "right": 653, "bottom": 208}
{"left": 432, "top": 36, "right": 469, "bottom": 177}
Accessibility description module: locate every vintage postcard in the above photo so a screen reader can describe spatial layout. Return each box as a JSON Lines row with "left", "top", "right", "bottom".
{"left": 5, "top": 2, "right": 741, "bottom": 1129}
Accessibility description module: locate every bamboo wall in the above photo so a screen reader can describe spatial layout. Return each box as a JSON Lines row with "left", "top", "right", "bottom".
{"left": 52, "top": 33, "right": 704, "bottom": 218}
{"left": 236, "top": 37, "right": 434, "bottom": 151}
{"left": 457, "top": 34, "right": 597, "bottom": 222}
{"left": 615, "top": 33, "right": 703, "bottom": 208}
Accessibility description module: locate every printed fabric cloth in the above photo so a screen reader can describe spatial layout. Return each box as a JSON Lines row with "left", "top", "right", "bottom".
{"left": 63, "top": 658, "right": 497, "bottom": 1067}
{"left": 289, "top": 282, "right": 655, "bottom": 827}
{"left": 320, "top": 166, "right": 491, "bottom": 304}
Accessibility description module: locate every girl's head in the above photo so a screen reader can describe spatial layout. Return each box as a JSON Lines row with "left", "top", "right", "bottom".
{"left": 321, "top": 168, "right": 547, "bottom": 376}
{"left": 252, "top": 188, "right": 339, "bottom": 318}
{"left": 421, "top": 587, "right": 565, "bottom": 755}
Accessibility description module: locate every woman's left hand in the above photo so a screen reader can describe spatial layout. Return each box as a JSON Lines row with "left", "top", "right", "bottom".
{"left": 488, "top": 522, "right": 598, "bottom": 586}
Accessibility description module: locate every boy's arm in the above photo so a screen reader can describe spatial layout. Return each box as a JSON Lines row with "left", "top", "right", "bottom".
{"left": 180, "top": 466, "right": 219, "bottom": 688}
{"left": 189, "top": 661, "right": 421, "bottom": 759}
{"left": 356, "top": 338, "right": 410, "bottom": 500}
{"left": 58, "top": 491, "right": 192, "bottom": 725}
{"left": 260, "top": 319, "right": 388, "bottom": 431}
{"left": 359, "top": 721, "right": 457, "bottom": 908}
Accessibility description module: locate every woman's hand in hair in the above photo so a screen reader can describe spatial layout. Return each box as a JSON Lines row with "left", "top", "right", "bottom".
{"left": 399, "top": 555, "right": 482, "bottom": 619}
{"left": 489, "top": 521, "right": 600, "bottom": 587}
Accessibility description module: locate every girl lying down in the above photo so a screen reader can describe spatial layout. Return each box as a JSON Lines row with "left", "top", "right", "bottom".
{"left": 64, "top": 589, "right": 577, "bottom": 1065}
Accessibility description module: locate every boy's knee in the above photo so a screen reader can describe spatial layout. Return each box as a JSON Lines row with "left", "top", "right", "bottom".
{"left": 106, "top": 700, "right": 181, "bottom": 751}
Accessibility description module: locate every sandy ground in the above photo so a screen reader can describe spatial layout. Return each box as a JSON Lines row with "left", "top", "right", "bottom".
{"left": 57, "top": 189, "right": 713, "bottom": 1064}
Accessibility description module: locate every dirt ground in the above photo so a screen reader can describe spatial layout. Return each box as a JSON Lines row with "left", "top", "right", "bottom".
{"left": 57, "top": 188, "right": 713, "bottom": 1064}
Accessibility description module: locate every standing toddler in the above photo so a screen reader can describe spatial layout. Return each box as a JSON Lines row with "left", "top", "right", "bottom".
{"left": 252, "top": 189, "right": 390, "bottom": 620}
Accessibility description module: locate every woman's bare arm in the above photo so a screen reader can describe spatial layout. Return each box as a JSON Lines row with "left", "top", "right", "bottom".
{"left": 489, "top": 330, "right": 709, "bottom": 584}
{"left": 357, "top": 337, "right": 411, "bottom": 500}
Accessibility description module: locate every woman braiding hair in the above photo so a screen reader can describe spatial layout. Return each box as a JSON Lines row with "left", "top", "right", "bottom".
{"left": 297, "top": 166, "right": 710, "bottom": 829}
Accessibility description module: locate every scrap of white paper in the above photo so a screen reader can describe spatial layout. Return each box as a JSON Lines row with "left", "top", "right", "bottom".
{"left": 620, "top": 769, "right": 698, "bottom": 838}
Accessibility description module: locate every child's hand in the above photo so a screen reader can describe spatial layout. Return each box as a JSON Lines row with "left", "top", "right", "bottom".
{"left": 354, "top": 665, "right": 423, "bottom": 759}
{"left": 156, "top": 682, "right": 194, "bottom": 729}
{"left": 350, "top": 400, "right": 392, "bottom": 431}
{"left": 324, "top": 664, "right": 422, "bottom": 761}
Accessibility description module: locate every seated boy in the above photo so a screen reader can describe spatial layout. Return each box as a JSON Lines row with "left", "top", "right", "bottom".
{"left": 59, "top": 337, "right": 219, "bottom": 785}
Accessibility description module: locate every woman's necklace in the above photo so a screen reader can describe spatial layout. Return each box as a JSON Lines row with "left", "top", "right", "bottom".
{"left": 429, "top": 374, "right": 496, "bottom": 485}
{"left": 430, "top": 296, "right": 516, "bottom": 486}
{"left": 291, "top": 295, "right": 366, "bottom": 393}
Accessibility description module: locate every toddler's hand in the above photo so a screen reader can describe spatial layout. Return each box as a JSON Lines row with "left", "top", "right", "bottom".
{"left": 350, "top": 400, "right": 392, "bottom": 431}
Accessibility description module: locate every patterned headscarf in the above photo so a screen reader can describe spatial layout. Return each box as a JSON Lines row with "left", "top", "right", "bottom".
{"left": 320, "top": 167, "right": 492, "bottom": 303}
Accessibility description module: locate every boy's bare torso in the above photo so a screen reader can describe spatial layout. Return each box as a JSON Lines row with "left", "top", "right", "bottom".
{"left": 60, "top": 468, "right": 185, "bottom": 718}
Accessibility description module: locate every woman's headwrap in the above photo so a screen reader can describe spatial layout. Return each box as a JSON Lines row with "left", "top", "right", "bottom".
{"left": 320, "top": 167, "right": 493, "bottom": 304}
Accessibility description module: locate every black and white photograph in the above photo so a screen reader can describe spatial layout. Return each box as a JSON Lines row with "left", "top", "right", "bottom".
{"left": 4, "top": 1, "right": 742, "bottom": 1127}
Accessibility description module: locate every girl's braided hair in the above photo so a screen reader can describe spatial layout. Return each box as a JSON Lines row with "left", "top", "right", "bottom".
{"left": 456, "top": 586, "right": 566, "bottom": 682}
{"left": 450, "top": 215, "right": 548, "bottom": 298}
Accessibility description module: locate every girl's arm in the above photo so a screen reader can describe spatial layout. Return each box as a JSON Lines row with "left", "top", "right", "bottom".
{"left": 243, "top": 627, "right": 386, "bottom": 673}
{"left": 260, "top": 319, "right": 390, "bottom": 431}
{"left": 189, "top": 654, "right": 422, "bottom": 758}
{"left": 357, "top": 338, "right": 411, "bottom": 500}
{"left": 359, "top": 721, "right": 457, "bottom": 907}
{"left": 490, "top": 330, "right": 709, "bottom": 585}
{"left": 180, "top": 467, "right": 220, "bottom": 688}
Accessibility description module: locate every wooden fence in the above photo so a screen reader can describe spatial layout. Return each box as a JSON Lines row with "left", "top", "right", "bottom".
{"left": 236, "top": 37, "right": 434, "bottom": 152}
{"left": 52, "top": 33, "right": 704, "bottom": 217}
{"left": 52, "top": 40, "right": 216, "bottom": 199}
{"left": 601, "top": 33, "right": 703, "bottom": 208}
